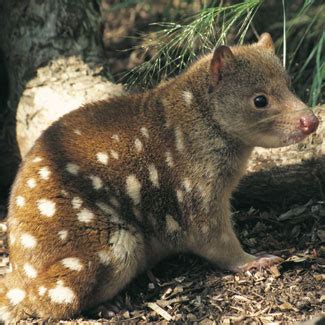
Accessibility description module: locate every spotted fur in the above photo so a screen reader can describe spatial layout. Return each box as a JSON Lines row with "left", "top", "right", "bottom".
{"left": 0, "top": 33, "right": 318, "bottom": 322}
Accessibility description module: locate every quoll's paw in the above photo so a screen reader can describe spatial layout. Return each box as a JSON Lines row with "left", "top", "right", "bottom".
{"left": 237, "top": 254, "right": 284, "bottom": 272}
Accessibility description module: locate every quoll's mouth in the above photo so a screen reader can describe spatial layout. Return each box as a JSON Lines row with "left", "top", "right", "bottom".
{"left": 282, "top": 130, "right": 309, "bottom": 146}
{"left": 281, "top": 114, "right": 319, "bottom": 146}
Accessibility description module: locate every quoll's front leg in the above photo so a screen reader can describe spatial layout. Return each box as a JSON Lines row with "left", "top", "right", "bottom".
{"left": 236, "top": 253, "right": 283, "bottom": 272}
{"left": 190, "top": 217, "right": 283, "bottom": 272}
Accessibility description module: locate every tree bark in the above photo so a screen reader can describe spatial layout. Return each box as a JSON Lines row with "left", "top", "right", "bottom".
{"left": 233, "top": 106, "right": 325, "bottom": 210}
{"left": 0, "top": 0, "right": 124, "bottom": 201}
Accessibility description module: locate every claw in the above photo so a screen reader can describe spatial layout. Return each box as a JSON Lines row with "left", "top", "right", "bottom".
{"left": 237, "top": 254, "right": 284, "bottom": 272}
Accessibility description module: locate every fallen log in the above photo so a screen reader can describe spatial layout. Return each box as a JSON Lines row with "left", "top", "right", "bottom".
{"left": 0, "top": 0, "right": 124, "bottom": 200}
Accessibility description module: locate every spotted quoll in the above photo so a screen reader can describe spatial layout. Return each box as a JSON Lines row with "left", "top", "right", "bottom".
{"left": 0, "top": 33, "right": 319, "bottom": 322}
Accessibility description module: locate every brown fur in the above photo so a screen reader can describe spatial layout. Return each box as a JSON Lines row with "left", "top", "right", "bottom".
{"left": 0, "top": 33, "right": 318, "bottom": 322}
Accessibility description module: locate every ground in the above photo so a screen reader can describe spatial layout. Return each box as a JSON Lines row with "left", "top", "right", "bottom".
{"left": 0, "top": 199, "right": 324, "bottom": 324}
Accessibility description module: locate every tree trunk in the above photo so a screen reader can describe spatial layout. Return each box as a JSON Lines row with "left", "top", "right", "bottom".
{"left": 233, "top": 106, "right": 325, "bottom": 210}
{"left": 0, "top": 0, "right": 124, "bottom": 201}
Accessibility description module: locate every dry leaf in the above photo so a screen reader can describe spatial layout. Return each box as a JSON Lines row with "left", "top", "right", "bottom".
{"left": 279, "top": 302, "right": 294, "bottom": 311}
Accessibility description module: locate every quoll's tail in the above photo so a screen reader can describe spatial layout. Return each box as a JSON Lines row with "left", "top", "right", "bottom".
{"left": 0, "top": 273, "right": 33, "bottom": 323}
{"left": 0, "top": 275, "right": 16, "bottom": 323}
{"left": 0, "top": 256, "right": 101, "bottom": 322}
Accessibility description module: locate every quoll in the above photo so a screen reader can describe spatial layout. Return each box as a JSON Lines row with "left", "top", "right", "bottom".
{"left": 0, "top": 33, "right": 319, "bottom": 322}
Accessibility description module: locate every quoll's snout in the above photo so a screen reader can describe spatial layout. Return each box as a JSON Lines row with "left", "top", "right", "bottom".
{"left": 299, "top": 113, "right": 319, "bottom": 135}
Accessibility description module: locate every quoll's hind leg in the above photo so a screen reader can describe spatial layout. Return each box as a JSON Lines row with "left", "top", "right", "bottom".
{"left": 0, "top": 256, "right": 99, "bottom": 322}
{"left": 88, "top": 227, "right": 148, "bottom": 309}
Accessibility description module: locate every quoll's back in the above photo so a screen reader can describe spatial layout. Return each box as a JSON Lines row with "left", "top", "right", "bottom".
{"left": 0, "top": 33, "right": 318, "bottom": 322}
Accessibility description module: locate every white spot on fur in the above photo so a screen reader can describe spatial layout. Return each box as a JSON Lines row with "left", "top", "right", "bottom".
{"left": 9, "top": 234, "right": 16, "bottom": 245}
{"left": 39, "top": 166, "right": 51, "bottom": 180}
{"left": 126, "top": 175, "right": 141, "bottom": 205}
{"left": 140, "top": 127, "right": 149, "bottom": 138}
{"left": 23, "top": 263, "right": 38, "bottom": 278}
{"left": 20, "top": 233, "right": 37, "bottom": 248}
{"left": 32, "top": 157, "right": 42, "bottom": 163}
{"left": 66, "top": 163, "right": 80, "bottom": 175}
{"left": 9, "top": 218, "right": 18, "bottom": 228}
{"left": 37, "top": 199, "right": 56, "bottom": 217}
{"left": 96, "top": 152, "right": 109, "bottom": 165}
{"left": 176, "top": 189, "right": 184, "bottom": 203}
{"left": 16, "top": 196, "right": 25, "bottom": 207}
{"left": 61, "top": 257, "right": 83, "bottom": 272}
{"left": 61, "top": 189, "right": 69, "bottom": 197}
{"left": 0, "top": 306, "right": 12, "bottom": 322}
{"left": 175, "top": 127, "right": 185, "bottom": 152}
{"left": 97, "top": 250, "right": 110, "bottom": 265}
{"left": 96, "top": 202, "right": 120, "bottom": 223}
{"left": 27, "top": 178, "right": 36, "bottom": 189}
{"left": 77, "top": 208, "right": 95, "bottom": 223}
{"left": 74, "top": 129, "right": 81, "bottom": 135}
{"left": 133, "top": 207, "right": 142, "bottom": 222}
{"left": 110, "top": 229, "right": 140, "bottom": 261}
{"left": 165, "top": 151, "right": 174, "bottom": 167}
{"left": 183, "top": 90, "right": 193, "bottom": 106}
{"left": 110, "top": 150, "right": 119, "bottom": 160}
{"left": 72, "top": 197, "right": 83, "bottom": 209}
{"left": 96, "top": 201, "right": 115, "bottom": 215}
{"left": 166, "top": 214, "right": 181, "bottom": 233}
{"left": 6, "top": 288, "right": 25, "bottom": 305}
{"left": 183, "top": 178, "right": 192, "bottom": 192}
{"left": 88, "top": 175, "right": 103, "bottom": 190}
{"left": 109, "top": 197, "right": 120, "bottom": 208}
{"left": 112, "top": 134, "right": 120, "bottom": 141}
{"left": 201, "top": 224, "right": 209, "bottom": 234}
{"left": 49, "top": 281, "right": 75, "bottom": 304}
{"left": 38, "top": 286, "right": 47, "bottom": 296}
{"left": 148, "top": 164, "right": 159, "bottom": 188}
{"left": 58, "top": 230, "right": 68, "bottom": 241}
{"left": 134, "top": 138, "right": 143, "bottom": 153}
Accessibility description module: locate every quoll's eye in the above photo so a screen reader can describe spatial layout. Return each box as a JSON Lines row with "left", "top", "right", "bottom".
{"left": 254, "top": 95, "right": 268, "bottom": 108}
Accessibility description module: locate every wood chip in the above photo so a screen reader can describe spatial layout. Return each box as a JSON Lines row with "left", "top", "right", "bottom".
{"left": 270, "top": 265, "right": 281, "bottom": 277}
{"left": 233, "top": 294, "right": 251, "bottom": 302}
{"left": 279, "top": 302, "right": 294, "bottom": 311}
{"left": 313, "top": 274, "right": 325, "bottom": 281}
{"left": 147, "top": 302, "right": 173, "bottom": 321}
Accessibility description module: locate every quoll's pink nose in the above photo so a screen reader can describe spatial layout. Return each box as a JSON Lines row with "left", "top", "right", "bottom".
{"left": 299, "top": 114, "right": 319, "bottom": 135}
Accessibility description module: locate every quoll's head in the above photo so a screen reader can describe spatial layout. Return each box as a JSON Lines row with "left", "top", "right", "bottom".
{"left": 208, "top": 33, "right": 319, "bottom": 148}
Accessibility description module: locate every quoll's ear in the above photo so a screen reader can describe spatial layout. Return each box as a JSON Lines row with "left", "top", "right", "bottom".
{"left": 210, "top": 45, "right": 235, "bottom": 83}
{"left": 257, "top": 33, "right": 275, "bottom": 53}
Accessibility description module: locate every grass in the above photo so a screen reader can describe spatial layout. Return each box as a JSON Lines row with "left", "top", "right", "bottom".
{"left": 120, "top": 0, "right": 324, "bottom": 106}
{"left": 123, "top": 0, "right": 262, "bottom": 88}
